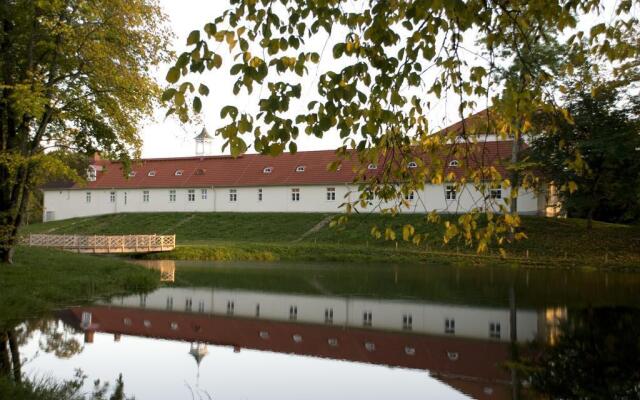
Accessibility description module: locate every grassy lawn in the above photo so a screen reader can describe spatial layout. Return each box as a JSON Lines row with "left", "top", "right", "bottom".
{"left": 21, "top": 212, "right": 640, "bottom": 268}
{"left": 0, "top": 247, "right": 159, "bottom": 328}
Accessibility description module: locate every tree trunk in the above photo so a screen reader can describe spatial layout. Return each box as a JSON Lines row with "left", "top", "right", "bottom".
{"left": 587, "top": 205, "right": 595, "bottom": 230}
{"left": 7, "top": 329, "right": 20, "bottom": 383}
{"left": 0, "top": 332, "right": 10, "bottom": 378}
{"left": 0, "top": 247, "right": 15, "bottom": 264}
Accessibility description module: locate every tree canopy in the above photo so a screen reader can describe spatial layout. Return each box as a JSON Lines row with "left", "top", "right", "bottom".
{"left": 163, "top": 0, "right": 639, "bottom": 251}
{"left": 530, "top": 80, "right": 640, "bottom": 225}
{"left": 0, "top": 0, "right": 171, "bottom": 263}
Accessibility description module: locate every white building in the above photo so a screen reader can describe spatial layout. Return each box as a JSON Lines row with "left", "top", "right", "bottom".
{"left": 42, "top": 129, "right": 550, "bottom": 221}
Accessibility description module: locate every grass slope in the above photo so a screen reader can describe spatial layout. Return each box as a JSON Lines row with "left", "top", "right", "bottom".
{"left": 0, "top": 247, "right": 158, "bottom": 328}
{"left": 21, "top": 212, "right": 640, "bottom": 268}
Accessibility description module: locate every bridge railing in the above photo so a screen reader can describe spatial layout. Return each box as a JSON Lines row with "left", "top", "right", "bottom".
{"left": 25, "top": 234, "right": 176, "bottom": 253}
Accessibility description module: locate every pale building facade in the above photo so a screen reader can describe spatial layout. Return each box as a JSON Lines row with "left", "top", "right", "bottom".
{"left": 42, "top": 136, "right": 548, "bottom": 221}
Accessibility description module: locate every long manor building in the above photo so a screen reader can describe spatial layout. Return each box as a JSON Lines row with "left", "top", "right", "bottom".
{"left": 42, "top": 126, "right": 551, "bottom": 221}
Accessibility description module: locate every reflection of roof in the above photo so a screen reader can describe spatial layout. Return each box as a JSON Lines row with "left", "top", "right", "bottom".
{"left": 43, "top": 141, "right": 515, "bottom": 190}
{"left": 62, "top": 306, "right": 514, "bottom": 400}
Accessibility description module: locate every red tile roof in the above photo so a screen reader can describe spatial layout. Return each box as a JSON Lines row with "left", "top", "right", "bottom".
{"left": 47, "top": 141, "right": 516, "bottom": 190}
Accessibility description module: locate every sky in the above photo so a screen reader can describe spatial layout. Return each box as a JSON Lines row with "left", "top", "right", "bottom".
{"left": 142, "top": 0, "right": 476, "bottom": 158}
{"left": 141, "top": 0, "right": 622, "bottom": 159}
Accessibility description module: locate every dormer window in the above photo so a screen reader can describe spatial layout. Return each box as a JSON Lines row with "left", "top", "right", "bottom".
{"left": 128, "top": 171, "right": 136, "bottom": 178}
{"left": 295, "top": 166, "right": 305, "bottom": 172}
{"left": 148, "top": 170, "right": 156, "bottom": 177}
{"left": 87, "top": 166, "right": 97, "bottom": 182}
{"left": 368, "top": 163, "right": 378, "bottom": 170}
{"left": 408, "top": 161, "right": 418, "bottom": 168}
{"left": 195, "top": 168, "right": 205, "bottom": 176}
{"left": 263, "top": 167, "right": 273, "bottom": 174}
{"left": 175, "top": 170, "right": 183, "bottom": 176}
{"left": 448, "top": 160, "right": 460, "bottom": 167}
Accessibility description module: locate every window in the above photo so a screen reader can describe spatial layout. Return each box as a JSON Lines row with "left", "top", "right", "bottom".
{"left": 128, "top": 171, "right": 136, "bottom": 178}
{"left": 365, "top": 342, "right": 376, "bottom": 352}
{"left": 445, "top": 318, "right": 455, "bottom": 334}
{"left": 402, "top": 314, "right": 413, "bottom": 330}
{"left": 201, "top": 189, "right": 208, "bottom": 200}
{"left": 291, "top": 188, "right": 300, "bottom": 202}
{"left": 404, "top": 191, "right": 415, "bottom": 201}
{"left": 85, "top": 192, "right": 91, "bottom": 203}
{"left": 166, "top": 297, "right": 173, "bottom": 310}
{"left": 185, "top": 298, "right": 193, "bottom": 312}
{"left": 490, "top": 188, "right": 502, "bottom": 199}
{"left": 363, "top": 311, "right": 373, "bottom": 327}
{"left": 169, "top": 190, "right": 176, "bottom": 202}
{"left": 408, "top": 161, "right": 418, "bottom": 168}
{"left": 328, "top": 338, "right": 338, "bottom": 347}
{"left": 110, "top": 191, "right": 116, "bottom": 203}
{"left": 448, "top": 160, "right": 459, "bottom": 167}
{"left": 490, "top": 322, "right": 501, "bottom": 339}
{"left": 445, "top": 184, "right": 457, "bottom": 200}
{"left": 198, "top": 301, "right": 205, "bottom": 313}
{"left": 263, "top": 167, "right": 273, "bottom": 174}
{"left": 123, "top": 318, "right": 132, "bottom": 326}
{"left": 258, "top": 188, "right": 263, "bottom": 201}
{"left": 227, "top": 300, "right": 235, "bottom": 315}
{"left": 325, "top": 308, "right": 334, "bottom": 324}
{"left": 87, "top": 167, "right": 97, "bottom": 181}
{"left": 368, "top": 163, "right": 378, "bottom": 170}
{"left": 170, "top": 322, "right": 179, "bottom": 330}
{"left": 326, "top": 187, "right": 336, "bottom": 201}
{"left": 143, "top": 190, "right": 150, "bottom": 203}
{"left": 296, "top": 165, "right": 305, "bottom": 172}
{"left": 289, "top": 305, "right": 298, "bottom": 320}
{"left": 195, "top": 168, "right": 205, "bottom": 175}
{"left": 229, "top": 189, "right": 237, "bottom": 202}
{"left": 148, "top": 170, "right": 156, "bottom": 177}
{"left": 405, "top": 346, "right": 416, "bottom": 356}
{"left": 187, "top": 189, "right": 195, "bottom": 202}
{"left": 175, "top": 170, "right": 183, "bottom": 176}
{"left": 144, "top": 320, "right": 151, "bottom": 328}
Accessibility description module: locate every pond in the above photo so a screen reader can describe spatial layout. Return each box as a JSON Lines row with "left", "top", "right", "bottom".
{"left": 4, "top": 260, "right": 640, "bottom": 399}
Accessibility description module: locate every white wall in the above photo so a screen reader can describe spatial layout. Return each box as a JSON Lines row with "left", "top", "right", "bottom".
{"left": 42, "top": 184, "right": 543, "bottom": 221}
{"left": 106, "top": 287, "right": 541, "bottom": 342}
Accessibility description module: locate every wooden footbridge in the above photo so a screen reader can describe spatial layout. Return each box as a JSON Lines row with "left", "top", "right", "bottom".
{"left": 25, "top": 234, "right": 176, "bottom": 254}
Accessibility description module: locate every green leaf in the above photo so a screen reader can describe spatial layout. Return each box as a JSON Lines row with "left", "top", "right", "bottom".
{"left": 166, "top": 67, "right": 180, "bottom": 83}
{"left": 198, "top": 84, "right": 209, "bottom": 96}
{"left": 161, "top": 88, "right": 176, "bottom": 102}
{"left": 193, "top": 97, "right": 202, "bottom": 113}
{"left": 220, "top": 105, "right": 238, "bottom": 119}
{"left": 187, "top": 30, "right": 200, "bottom": 45}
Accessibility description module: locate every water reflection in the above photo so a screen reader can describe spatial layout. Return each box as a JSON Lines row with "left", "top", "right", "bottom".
{"left": 10, "top": 260, "right": 640, "bottom": 399}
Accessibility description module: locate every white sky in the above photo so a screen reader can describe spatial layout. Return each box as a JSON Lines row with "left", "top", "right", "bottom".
{"left": 141, "top": 0, "right": 622, "bottom": 158}
{"left": 142, "top": 0, "right": 477, "bottom": 158}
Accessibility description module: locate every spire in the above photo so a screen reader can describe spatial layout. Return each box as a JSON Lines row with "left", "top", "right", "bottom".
{"left": 194, "top": 128, "right": 213, "bottom": 156}
{"left": 189, "top": 342, "right": 209, "bottom": 386}
{"left": 194, "top": 128, "right": 213, "bottom": 140}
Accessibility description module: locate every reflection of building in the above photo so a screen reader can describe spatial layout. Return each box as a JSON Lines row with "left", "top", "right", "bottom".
{"left": 131, "top": 260, "right": 175, "bottom": 282}
{"left": 105, "top": 287, "right": 541, "bottom": 342}
{"left": 60, "top": 288, "right": 564, "bottom": 400}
